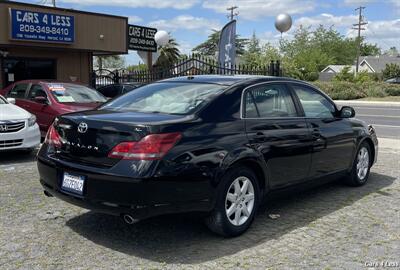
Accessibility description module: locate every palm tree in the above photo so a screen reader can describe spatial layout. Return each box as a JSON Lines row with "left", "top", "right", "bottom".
{"left": 155, "top": 37, "right": 180, "bottom": 68}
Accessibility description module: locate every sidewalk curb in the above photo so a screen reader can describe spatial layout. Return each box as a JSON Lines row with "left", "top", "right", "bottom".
{"left": 334, "top": 100, "right": 400, "bottom": 107}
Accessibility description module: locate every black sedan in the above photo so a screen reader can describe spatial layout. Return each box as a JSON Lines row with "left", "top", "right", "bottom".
{"left": 97, "top": 83, "right": 143, "bottom": 98}
{"left": 37, "top": 75, "right": 378, "bottom": 237}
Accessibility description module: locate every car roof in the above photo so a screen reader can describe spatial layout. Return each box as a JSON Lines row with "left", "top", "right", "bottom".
{"left": 158, "top": 75, "right": 298, "bottom": 86}
{"left": 10, "top": 80, "right": 85, "bottom": 86}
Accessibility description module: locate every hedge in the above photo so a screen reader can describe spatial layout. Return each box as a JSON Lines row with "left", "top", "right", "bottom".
{"left": 311, "top": 81, "right": 400, "bottom": 100}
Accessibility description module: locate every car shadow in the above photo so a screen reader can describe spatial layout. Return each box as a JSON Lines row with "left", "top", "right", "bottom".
{"left": 66, "top": 172, "right": 395, "bottom": 264}
{"left": 0, "top": 148, "right": 38, "bottom": 165}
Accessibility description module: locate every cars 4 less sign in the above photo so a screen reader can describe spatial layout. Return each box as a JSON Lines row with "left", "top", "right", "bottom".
{"left": 9, "top": 8, "right": 75, "bottom": 43}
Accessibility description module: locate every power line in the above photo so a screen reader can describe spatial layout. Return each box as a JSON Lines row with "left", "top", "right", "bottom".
{"left": 352, "top": 6, "right": 367, "bottom": 73}
{"left": 226, "top": 6, "right": 238, "bottom": 21}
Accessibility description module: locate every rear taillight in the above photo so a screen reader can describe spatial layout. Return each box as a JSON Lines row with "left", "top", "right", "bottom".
{"left": 45, "top": 125, "right": 62, "bottom": 148}
{"left": 108, "top": 132, "right": 182, "bottom": 160}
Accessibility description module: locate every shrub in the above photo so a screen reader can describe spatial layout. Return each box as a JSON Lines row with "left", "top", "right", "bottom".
{"left": 385, "top": 85, "right": 400, "bottom": 96}
{"left": 311, "top": 81, "right": 400, "bottom": 100}
{"left": 382, "top": 63, "right": 400, "bottom": 80}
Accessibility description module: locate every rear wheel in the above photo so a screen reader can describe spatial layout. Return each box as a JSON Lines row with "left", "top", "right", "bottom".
{"left": 344, "top": 142, "right": 371, "bottom": 186}
{"left": 205, "top": 166, "right": 260, "bottom": 237}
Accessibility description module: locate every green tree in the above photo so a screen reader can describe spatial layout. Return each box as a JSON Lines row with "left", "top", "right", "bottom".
{"left": 155, "top": 37, "right": 181, "bottom": 67}
{"left": 192, "top": 30, "right": 248, "bottom": 56}
{"left": 361, "top": 43, "right": 381, "bottom": 56}
{"left": 384, "top": 47, "right": 399, "bottom": 56}
{"left": 382, "top": 63, "right": 400, "bottom": 80}
{"left": 94, "top": 55, "right": 125, "bottom": 70}
{"left": 247, "top": 31, "right": 261, "bottom": 54}
{"left": 243, "top": 42, "right": 280, "bottom": 67}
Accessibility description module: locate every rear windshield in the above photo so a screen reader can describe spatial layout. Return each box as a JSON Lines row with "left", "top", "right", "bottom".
{"left": 47, "top": 83, "right": 107, "bottom": 103}
{"left": 101, "top": 82, "right": 226, "bottom": 115}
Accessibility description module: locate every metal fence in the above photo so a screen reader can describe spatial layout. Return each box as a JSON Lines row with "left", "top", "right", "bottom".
{"left": 92, "top": 55, "right": 282, "bottom": 88}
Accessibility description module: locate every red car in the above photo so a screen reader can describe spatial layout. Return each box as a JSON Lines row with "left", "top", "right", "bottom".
{"left": 0, "top": 80, "right": 107, "bottom": 137}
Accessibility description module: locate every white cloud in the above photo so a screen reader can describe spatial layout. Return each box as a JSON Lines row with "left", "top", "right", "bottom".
{"left": 347, "top": 19, "right": 400, "bottom": 49}
{"left": 59, "top": 0, "right": 199, "bottom": 9}
{"left": 342, "top": 0, "right": 376, "bottom": 6}
{"left": 127, "top": 16, "right": 143, "bottom": 24}
{"left": 202, "top": 0, "right": 316, "bottom": 21}
{"left": 148, "top": 15, "right": 221, "bottom": 33}
{"left": 295, "top": 13, "right": 357, "bottom": 28}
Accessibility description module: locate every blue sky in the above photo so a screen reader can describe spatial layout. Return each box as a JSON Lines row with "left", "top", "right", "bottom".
{"left": 16, "top": 0, "right": 400, "bottom": 65}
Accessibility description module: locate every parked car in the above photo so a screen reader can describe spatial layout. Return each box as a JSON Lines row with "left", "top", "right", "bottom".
{"left": 97, "top": 83, "right": 144, "bottom": 98}
{"left": 0, "top": 81, "right": 107, "bottom": 137}
{"left": 385, "top": 77, "right": 400, "bottom": 84}
{"left": 0, "top": 95, "right": 40, "bottom": 152}
{"left": 37, "top": 75, "right": 378, "bottom": 237}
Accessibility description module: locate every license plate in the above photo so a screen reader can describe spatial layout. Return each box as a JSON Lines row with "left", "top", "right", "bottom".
{"left": 61, "top": 172, "right": 85, "bottom": 195}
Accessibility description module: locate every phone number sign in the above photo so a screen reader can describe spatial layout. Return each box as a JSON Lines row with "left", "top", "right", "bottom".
{"left": 9, "top": 9, "right": 75, "bottom": 44}
{"left": 128, "top": 24, "right": 157, "bottom": 52}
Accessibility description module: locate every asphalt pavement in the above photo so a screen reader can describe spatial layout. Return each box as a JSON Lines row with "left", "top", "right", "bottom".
{"left": 336, "top": 101, "right": 400, "bottom": 139}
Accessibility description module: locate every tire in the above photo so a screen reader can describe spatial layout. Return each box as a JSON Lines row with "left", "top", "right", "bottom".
{"left": 343, "top": 141, "right": 372, "bottom": 187}
{"left": 205, "top": 166, "right": 260, "bottom": 237}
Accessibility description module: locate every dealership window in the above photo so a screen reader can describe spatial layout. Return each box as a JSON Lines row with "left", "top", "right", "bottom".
{"left": 2, "top": 58, "right": 56, "bottom": 87}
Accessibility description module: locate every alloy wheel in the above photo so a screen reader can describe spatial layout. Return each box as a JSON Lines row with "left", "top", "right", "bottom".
{"left": 356, "top": 147, "right": 369, "bottom": 180}
{"left": 225, "top": 176, "right": 255, "bottom": 226}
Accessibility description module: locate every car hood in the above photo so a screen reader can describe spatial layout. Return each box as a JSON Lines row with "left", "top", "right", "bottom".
{"left": 0, "top": 104, "right": 30, "bottom": 121}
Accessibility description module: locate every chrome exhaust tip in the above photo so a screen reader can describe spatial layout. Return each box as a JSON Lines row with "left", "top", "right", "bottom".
{"left": 123, "top": 214, "right": 138, "bottom": 225}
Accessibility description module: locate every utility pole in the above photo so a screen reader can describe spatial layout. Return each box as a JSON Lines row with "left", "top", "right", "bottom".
{"left": 353, "top": 6, "right": 367, "bottom": 73}
{"left": 52, "top": 0, "right": 56, "bottom": 7}
{"left": 226, "top": 6, "right": 238, "bottom": 21}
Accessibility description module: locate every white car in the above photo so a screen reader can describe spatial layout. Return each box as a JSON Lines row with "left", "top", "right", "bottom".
{"left": 0, "top": 95, "right": 40, "bottom": 152}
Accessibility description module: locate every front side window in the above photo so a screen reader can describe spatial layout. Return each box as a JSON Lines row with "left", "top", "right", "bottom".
{"left": 101, "top": 82, "right": 226, "bottom": 115}
{"left": 28, "top": 84, "right": 47, "bottom": 100}
{"left": 8, "top": 83, "right": 28, "bottom": 99}
{"left": 292, "top": 85, "right": 336, "bottom": 118}
{"left": 244, "top": 83, "right": 297, "bottom": 118}
{"left": 47, "top": 83, "right": 106, "bottom": 103}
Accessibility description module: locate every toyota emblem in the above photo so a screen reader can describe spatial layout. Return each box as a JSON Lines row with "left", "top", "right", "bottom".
{"left": 77, "top": 122, "right": 88, "bottom": 133}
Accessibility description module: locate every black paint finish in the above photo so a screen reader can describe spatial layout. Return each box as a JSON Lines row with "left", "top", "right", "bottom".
{"left": 37, "top": 75, "right": 378, "bottom": 220}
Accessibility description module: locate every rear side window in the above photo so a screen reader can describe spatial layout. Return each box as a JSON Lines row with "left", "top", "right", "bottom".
{"left": 8, "top": 83, "right": 28, "bottom": 99}
{"left": 244, "top": 83, "right": 297, "bottom": 118}
{"left": 291, "top": 85, "right": 336, "bottom": 118}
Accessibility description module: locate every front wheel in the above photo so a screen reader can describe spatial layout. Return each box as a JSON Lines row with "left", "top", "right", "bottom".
{"left": 205, "top": 166, "right": 260, "bottom": 237}
{"left": 343, "top": 142, "right": 372, "bottom": 186}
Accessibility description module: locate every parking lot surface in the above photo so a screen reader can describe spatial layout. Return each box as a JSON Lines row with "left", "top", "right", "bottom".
{"left": 0, "top": 145, "right": 399, "bottom": 269}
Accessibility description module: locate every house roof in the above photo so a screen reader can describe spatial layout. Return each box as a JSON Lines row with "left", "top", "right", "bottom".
{"left": 359, "top": 55, "right": 400, "bottom": 73}
{"left": 321, "top": 65, "right": 356, "bottom": 73}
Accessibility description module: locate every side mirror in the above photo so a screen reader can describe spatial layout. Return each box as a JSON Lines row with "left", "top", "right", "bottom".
{"left": 340, "top": 106, "right": 355, "bottom": 118}
{"left": 33, "top": 96, "right": 48, "bottom": 104}
{"left": 6, "top": 98, "right": 16, "bottom": 104}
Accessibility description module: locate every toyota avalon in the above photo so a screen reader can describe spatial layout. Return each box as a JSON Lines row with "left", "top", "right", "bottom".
{"left": 37, "top": 75, "right": 378, "bottom": 236}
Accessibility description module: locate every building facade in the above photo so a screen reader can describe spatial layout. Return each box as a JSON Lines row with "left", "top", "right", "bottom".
{"left": 0, "top": 1, "right": 128, "bottom": 89}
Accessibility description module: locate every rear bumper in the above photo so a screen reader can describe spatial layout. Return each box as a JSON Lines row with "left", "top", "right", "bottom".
{"left": 37, "top": 156, "right": 215, "bottom": 219}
